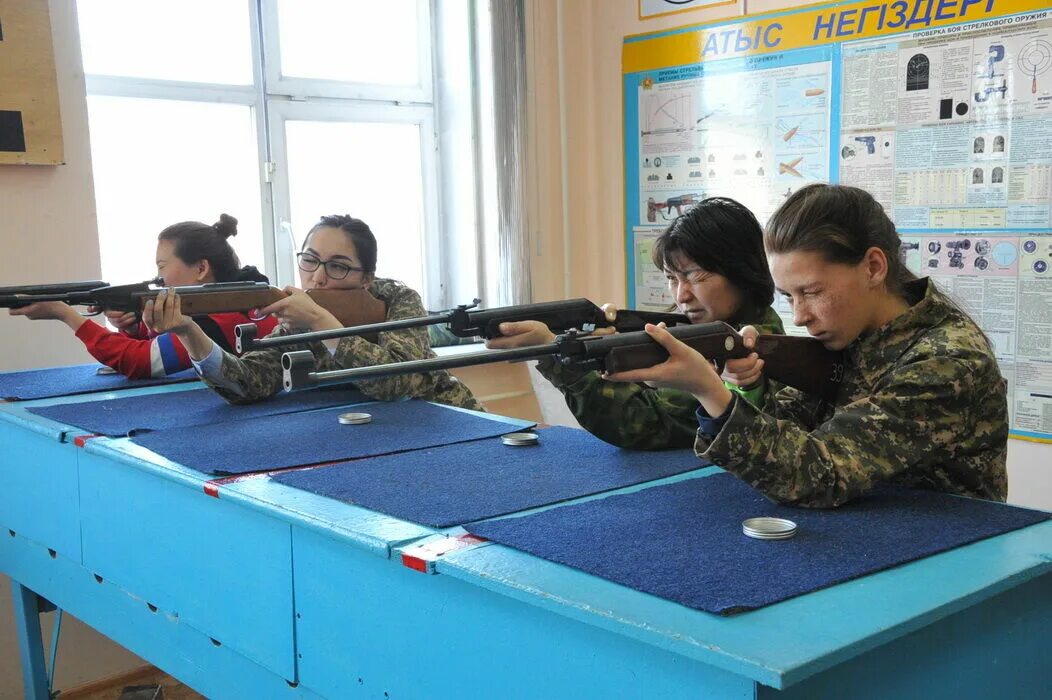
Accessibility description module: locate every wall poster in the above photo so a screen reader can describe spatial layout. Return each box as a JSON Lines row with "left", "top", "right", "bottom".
{"left": 623, "top": 0, "right": 1052, "bottom": 442}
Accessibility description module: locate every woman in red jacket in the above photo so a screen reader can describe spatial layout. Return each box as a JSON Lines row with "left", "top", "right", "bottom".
{"left": 9, "top": 214, "right": 277, "bottom": 378}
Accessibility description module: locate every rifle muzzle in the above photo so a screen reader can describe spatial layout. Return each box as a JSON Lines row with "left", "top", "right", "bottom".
{"left": 282, "top": 350, "right": 316, "bottom": 392}
{"left": 235, "top": 323, "right": 258, "bottom": 354}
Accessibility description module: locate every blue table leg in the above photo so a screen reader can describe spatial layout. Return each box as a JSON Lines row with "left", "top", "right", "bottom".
{"left": 11, "top": 581, "right": 50, "bottom": 700}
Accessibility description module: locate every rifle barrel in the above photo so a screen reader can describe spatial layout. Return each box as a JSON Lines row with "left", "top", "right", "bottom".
{"left": 283, "top": 321, "right": 845, "bottom": 399}
{"left": 283, "top": 343, "right": 560, "bottom": 391}
{"left": 253, "top": 314, "right": 448, "bottom": 351}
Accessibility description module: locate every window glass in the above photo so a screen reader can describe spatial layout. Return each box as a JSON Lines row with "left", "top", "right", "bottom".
{"left": 87, "top": 96, "right": 264, "bottom": 284}
{"left": 284, "top": 120, "right": 425, "bottom": 293}
{"left": 276, "top": 0, "right": 420, "bottom": 86}
{"left": 77, "top": 0, "right": 253, "bottom": 84}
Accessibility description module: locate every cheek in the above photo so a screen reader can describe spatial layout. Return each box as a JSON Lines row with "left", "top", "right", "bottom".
{"left": 706, "top": 281, "right": 742, "bottom": 317}
{"left": 812, "top": 293, "right": 850, "bottom": 325}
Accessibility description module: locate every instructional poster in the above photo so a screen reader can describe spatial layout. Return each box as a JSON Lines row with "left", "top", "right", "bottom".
{"left": 623, "top": 0, "right": 1052, "bottom": 441}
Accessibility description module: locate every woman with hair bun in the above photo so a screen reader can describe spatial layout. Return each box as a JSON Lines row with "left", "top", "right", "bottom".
{"left": 606, "top": 184, "right": 1008, "bottom": 507}
{"left": 8, "top": 214, "right": 278, "bottom": 378}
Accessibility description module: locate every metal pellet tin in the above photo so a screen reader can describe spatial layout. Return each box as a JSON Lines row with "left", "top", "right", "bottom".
{"left": 337, "top": 412, "right": 373, "bottom": 425}
{"left": 501, "top": 432, "right": 540, "bottom": 446}
{"left": 742, "top": 517, "right": 797, "bottom": 540}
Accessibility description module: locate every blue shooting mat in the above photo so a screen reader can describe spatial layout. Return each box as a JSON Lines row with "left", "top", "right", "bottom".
{"left": 130, "top": 400, "right": 534, "bottom": 476}
{"left": 466, "top": 472, "right": 1051, "bottom": 615}
{"left": 26, "top": 385, "right": 369, "bottom": 436}
{"left": 271, "top": 426, "right": 705, "bottom": 528}
{"left": 0, "top": 364, "right": 198, "bottom": 401}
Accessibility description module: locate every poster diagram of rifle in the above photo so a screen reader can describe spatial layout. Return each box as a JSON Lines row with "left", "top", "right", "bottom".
{"left": 645, "top": 193, "right": 703, "bottom": 222}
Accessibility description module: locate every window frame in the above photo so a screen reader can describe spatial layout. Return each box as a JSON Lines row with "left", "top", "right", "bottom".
{"left": 260, "top": 0, "right": 434, "bottom": 105}
{"left": 266, "top": 99, "right": 443, "bottom": 301}
{"left": 79, "top": 0, "right": 449, "bottom": 306}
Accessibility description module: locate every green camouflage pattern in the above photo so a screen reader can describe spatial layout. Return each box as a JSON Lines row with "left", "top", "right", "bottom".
{"left": 699, "top": 278, "right": 1008, "bottom": 507}
{"left": 536, "top": 306, "right": 784, "bottom": 449}
{"left": 203, "top": 278, "right": 482, "bottom": 411}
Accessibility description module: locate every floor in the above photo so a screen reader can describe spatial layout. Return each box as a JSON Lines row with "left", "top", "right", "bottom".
{"left": 62, "top": 666, "right": 204, "bottom": 700}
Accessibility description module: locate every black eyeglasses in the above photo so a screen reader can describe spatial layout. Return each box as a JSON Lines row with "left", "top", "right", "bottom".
{"left": 296, "top": 252, "right": 364, "bottom": 280}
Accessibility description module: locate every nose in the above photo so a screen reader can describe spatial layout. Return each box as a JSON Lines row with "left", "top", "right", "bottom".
{"left": 791, "top": 298, "right": 811, "bottom": 327}
{"left": 311, "top": 265, "right": 329, "bottom": 287}
{"left": 673, "top": 279, "right": 693, "bottom": 304}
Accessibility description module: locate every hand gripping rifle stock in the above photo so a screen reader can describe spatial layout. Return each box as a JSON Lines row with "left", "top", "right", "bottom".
{"left": 238, "top": 297, "right": 688, "bottom": 352}
{"left": 282, "top": 321, "right": 845, "bottom": 400}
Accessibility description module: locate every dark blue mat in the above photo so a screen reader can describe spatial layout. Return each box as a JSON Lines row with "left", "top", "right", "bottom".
{"left": 466, "top": 472, "right": 1051, "bottom": 615}
{"left": 131, "top": 400, "right": 534, "bottom": 475}
{"left": 27, "top": 386, "right": 370, "bottom": 436}
{"left": 0, "top": 364, "right": 198, "bottom": 401}
{"left": 271, "top": 426, "right": 705, "bottom": 528}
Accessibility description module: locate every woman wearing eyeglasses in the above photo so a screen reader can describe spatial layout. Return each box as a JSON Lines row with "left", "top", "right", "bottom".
{"left": 486, "top": 197, "right": 783, "bottom": 449}
{"left": 144, "top": 214, "right": 481, "bottom": 410}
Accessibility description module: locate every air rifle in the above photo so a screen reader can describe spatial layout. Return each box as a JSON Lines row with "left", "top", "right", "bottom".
{"left": 281, "top": 321, "right": 846, "bottom": 400}
{"left": 235, "top": 298, "right": 688, "bottom": 352}
{"left": 0, "top": 279, "right": 386, "bottom": 329}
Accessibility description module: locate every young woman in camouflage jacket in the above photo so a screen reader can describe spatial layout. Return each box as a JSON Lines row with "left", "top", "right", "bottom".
{"left": 609, "top": 184, "right": 1008, "bottom": 508}
{"left": 143, "top": 215, "right": 481, "bottom": 411}
{"left": 488, "top": 197, "right": 783, "bottom": 450}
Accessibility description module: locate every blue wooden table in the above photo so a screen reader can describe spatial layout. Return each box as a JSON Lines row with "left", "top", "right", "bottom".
{"left": 1, "top": 384, "right": 1049, "bottom": 699}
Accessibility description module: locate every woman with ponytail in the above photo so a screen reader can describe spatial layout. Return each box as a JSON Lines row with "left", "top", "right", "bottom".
{"left": 8, "top": 214, "right": 278, "bottom": 378}
{"left": 603, "top": 184, "right": 1008, "bottom": 507}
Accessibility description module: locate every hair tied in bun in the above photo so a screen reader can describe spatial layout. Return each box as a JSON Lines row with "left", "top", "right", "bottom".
{"left": 213, "top": 213, "right": 239, "bottom": 239}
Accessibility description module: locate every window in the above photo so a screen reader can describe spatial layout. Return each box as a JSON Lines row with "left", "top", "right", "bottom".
{"left": 77, "top": 0, "right": 463, "bottom": 305}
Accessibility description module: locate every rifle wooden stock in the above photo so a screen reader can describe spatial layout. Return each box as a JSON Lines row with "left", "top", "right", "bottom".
{"left": 282, "top": 321, "right": 845, "bottom": 400}
{"left": 172, "top": 286, "right": 385, "bottom": 328}
{"left": 602, "top": 323, "right": 844, "bottom": 400}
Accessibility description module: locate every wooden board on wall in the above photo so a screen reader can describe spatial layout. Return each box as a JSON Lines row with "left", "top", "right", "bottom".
{"left": 0, "top": 0, "right": 64, "bottom": 165}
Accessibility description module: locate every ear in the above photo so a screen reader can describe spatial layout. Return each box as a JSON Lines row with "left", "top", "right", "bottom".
{"left": 862, "top": 246, "right": 889, "bottom": 289}
{"left": 196, "top": 259, "right": 212, "bottom": 283}
{"left": 361, "top": 272, "right": 375, "bottom": 290}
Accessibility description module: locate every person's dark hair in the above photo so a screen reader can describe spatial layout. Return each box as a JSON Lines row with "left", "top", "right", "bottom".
{"left": 652, "top": 197, "right": 774, "bottom": 320}
{"left": 304, "top": 215, "right": 377, "bottom": 274}
{"left": 157, "top": 214, "right": 265, "bottom": 283}
{"left": 765, "top": 184, "right": 916, "bottom": 295}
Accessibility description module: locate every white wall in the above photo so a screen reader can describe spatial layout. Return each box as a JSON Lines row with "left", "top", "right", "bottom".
{"left": 0, "top": 1, "right": 145, "bottom": 695}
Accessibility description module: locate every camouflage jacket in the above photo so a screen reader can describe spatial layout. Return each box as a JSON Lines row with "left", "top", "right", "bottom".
{"left": 202, "top": 278, "right": 482, "bottom": 411}
{"left": 698, "top": 278, "right": 1008, "bottom": 507}
{"left": 536, "top": 306, "right": 784, "bottom": 449}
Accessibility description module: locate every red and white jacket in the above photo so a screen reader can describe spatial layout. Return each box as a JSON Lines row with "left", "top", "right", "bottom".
{"left": 75, "top": 312, "right": 279, "bottom": 379}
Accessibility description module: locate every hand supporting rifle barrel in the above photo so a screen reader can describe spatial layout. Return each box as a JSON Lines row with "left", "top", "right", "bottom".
{"left": 236, "top": 298, "right": 689, "bottom": 353}
{"left": 282, "top": 322, "right": 846, "bottom": 400}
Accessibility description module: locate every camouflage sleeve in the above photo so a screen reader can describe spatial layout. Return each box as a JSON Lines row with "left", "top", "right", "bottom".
{"left": 328, "top": 286, "right": 437, "bottom": 401}
{"left": 536, "top": 357, "right": 701, "bottom": 449}
{"left": 764, "top": 385, "right": 828, "bottom": 428}
{"left": 201, "top": 329, "right": 330, "bottom": 405}
{"left": 697, "top": 356, "right": 994, "bottom": 508}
